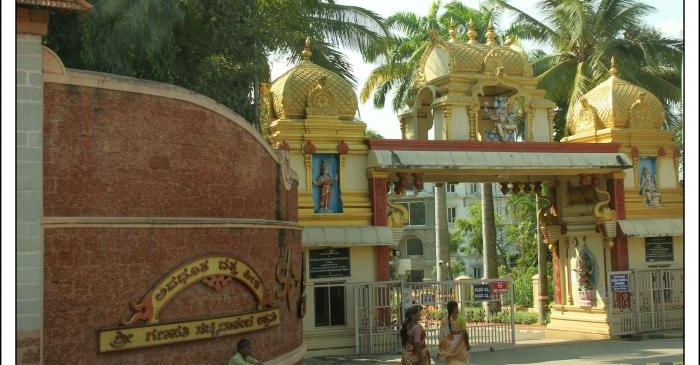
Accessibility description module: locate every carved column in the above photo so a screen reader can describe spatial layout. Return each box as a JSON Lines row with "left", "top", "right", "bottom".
{"left": 610, "top": 172, "right": 628, "bottom": 270}
{"left": 564, "top": 237, "right": 574, "bottom": 305}
{"left": 370, "top": 172, "right": 389, "bottom": 226}
{"left": 443, "top": 104, "right": 452, "bottom": 140}
{"left": 546, "top": 108, "right": 554, "bottom": 141}
{"left": 469, "top": 103, "right": 480, "bottom": 141}
{"left": 549, "top": 185, "right": 562, "bottom": 305}
{"left": 370, "top": 172, "right": 390, "bottom": 281}
{"left": 400, "top": 116, "right": 407, "bottom": 140}
{"left": 551, "top": 242, "right": 562, "bottom": 305}
{"left": 526, "top": 108, "right": 534, "bottom": 142}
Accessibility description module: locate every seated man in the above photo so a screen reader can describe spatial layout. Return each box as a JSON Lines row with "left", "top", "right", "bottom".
{"left": 229, "top": 339, "right": 261, "bottom": 365}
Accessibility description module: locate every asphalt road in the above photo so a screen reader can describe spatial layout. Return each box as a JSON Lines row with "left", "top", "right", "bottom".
{"left": 304, "top": 337, "right": 685, "bottom": 365}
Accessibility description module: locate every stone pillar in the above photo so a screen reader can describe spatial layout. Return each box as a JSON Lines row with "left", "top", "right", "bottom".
{"left": 434, "top": 183, "right": 449, "bottom": 281}
{"left": 370, "top": 172, "right": 390, "bottom": 280}
{"left": 535, "top": 193, "right": 549, "bottom": 324}
{"left": 17, "top": 6, "right": 49, "bottom": 364}
{"left": 610, "top": 172, "right": 629, "bottom": 270}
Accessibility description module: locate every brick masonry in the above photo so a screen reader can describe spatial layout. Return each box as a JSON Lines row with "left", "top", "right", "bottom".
{"left": 42, "top": 83, "right": 301, "bottom": 364}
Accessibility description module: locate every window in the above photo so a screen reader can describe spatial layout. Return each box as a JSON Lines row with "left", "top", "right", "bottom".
{"left": 469, "top": 184, "right": 479, "bottom": 194}
{"left": 473, "top": 267, "right": 483, "bottom": 279}
{"left": 398, "top": 202, "right": 426, "bottom": 226}
{"left": 406, "top": 238, "right": 423, "bottom": 256}
{"left": 405, "top": 270, "right": 424, "bottom": 282}
{"left": 447, "top": 207, "right": 457, "bottom": 223}
{"left": 447, "top": 183, "right": 456, "bottom": 193}
{"left": 314, "top": 282, "right": 346, "bottom": 327}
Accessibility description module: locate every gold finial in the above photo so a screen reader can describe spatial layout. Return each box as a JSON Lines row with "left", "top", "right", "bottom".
{"left": 467, "top": 18, "right": 477, "bottom": 44}
{"left": 449, "top": 18, "right": 457, "bottom": 42}
{"left": 486, "top": 19, "right": 496, "bottom": 46}
{"left": 302, "top": 36, "right": 312, "bottom": 61}
{"left": 609, "top": 56, "right": 618, "bottom": 76}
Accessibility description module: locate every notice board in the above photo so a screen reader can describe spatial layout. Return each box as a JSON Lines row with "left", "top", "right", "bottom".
{"left": 309, "top": 248, "right": 350, "bottom": 279}
{"left": 645, "top": 236, "right": 673, "bottom": 262}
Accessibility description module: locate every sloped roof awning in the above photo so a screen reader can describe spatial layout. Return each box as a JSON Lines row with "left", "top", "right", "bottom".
{"left": 618, "top": 218, "right": 684, "bottom": 237}
{"left": 366, "top": 149, "right": 632, "bottom": 182}
{"left": 303, "top": 226, "right": 395, "bottom": 247}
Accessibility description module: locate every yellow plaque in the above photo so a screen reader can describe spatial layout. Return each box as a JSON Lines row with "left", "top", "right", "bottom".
{"left": 99, "top": 308, "right": 280, "bottom": 352}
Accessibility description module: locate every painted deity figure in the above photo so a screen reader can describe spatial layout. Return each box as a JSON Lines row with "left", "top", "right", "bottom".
{"left": 573, "top": 254, "right": 594, "bottom": 291}
{"left": 639, "top": 166, "right": 661, "bottom": 206}
{"left": 314, "top": 159, "right": 337, "bottom": 212}
{"left": 483, "top": 96, "right": 517, "bottom": 141}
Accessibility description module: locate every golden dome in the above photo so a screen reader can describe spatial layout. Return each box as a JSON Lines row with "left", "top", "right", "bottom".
{"left": 420, "top": 23, "right": 533, "bottom": 82}
{"left": 269, "top": 37, "right": 358, "bottom": 120}
{"left": 566, "top": 57, "right": 665, "bottom": 135}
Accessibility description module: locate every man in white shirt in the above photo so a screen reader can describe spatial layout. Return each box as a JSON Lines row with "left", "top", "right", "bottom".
{"left": 228, "top": 339, "right": 260, "bottom": 365}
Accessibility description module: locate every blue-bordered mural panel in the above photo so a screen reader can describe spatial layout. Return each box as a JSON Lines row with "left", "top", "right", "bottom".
{"left": 639, "top": 157, "right": 661, "bottom": 207}
{"left": 312, "top": 154, "right": 342, "bottom": 213}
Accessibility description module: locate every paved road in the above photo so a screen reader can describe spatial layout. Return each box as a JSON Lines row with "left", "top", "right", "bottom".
{"left": 304, "top": 336, "right": 684, "bottom": 365}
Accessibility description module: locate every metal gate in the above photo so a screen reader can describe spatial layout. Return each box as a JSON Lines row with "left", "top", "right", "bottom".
{"left": 354, "top": 279, "right": 515, "bottom": 355}
{"left": 608, "top": 269, "right": 684, "bottom": 336}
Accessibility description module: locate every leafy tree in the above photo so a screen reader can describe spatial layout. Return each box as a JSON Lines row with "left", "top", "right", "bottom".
{"left": 364, "top": 129, "right": 385, "bottom": 139}
{"left": 486, "top": 0, "right": 683, "bottom": 141}
{"left": 360, "top": 1, "right": 510, "bottom": 113}
{"left": 452, "top": 199, "right": 512, "bottom": 268}
{"left": 44, "top": 0, "right": 389, "bottom": 125}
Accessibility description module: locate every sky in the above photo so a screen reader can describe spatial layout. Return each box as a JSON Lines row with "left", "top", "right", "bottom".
{"left": 272, "top": 0, "right": 687, "bottom": 139}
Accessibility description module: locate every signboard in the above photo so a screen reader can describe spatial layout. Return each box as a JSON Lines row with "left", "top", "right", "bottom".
{"left": 491, "top": 280, "right": 509, "bottom": 294}
{"left": 645, "top": 236, "right": 674, "bottom": 262}
{"left": 473, "top": 284, "right": 490, "bottom": 301}
{"left": 609, "top": 271, "right": 630, "bottom": 292}
{"left": 309, "top": 248, "right": 350, "bottom": 279}
{"left": 100, "top": 309, "right": 279, "bottom": 352}
{"left": 100, "top": 255, "right": 280, "bottom": 352}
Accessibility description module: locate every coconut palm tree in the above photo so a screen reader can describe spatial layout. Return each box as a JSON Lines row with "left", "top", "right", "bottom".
{"left": 260, "top": 0, "right": 390, "bottom": 86}
{"left": 486, "top": 0, "right": 683, "bottom": 140}
{"left": 360, "top": 1, "right": 506, "bottom": 113}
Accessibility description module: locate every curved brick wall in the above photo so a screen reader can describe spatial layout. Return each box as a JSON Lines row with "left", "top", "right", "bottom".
{"left": 42, "top": 79, "right": 302, "bottom": 365}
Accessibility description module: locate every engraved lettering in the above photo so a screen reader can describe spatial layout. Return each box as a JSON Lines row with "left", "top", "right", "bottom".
{"left": 109, "top": 331, "right": 133, "bottom": 348}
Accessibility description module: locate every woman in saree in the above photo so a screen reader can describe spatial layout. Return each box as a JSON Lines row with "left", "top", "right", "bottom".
{"left": 438, "top": 301, "right": 470, "bottom": 364}
{"left": 400, "top": 305, "right": 431, "bottom": 365}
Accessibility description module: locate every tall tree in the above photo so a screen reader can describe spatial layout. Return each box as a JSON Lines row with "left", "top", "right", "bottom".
{"left": 481, "top": 184, "right": 500, "bottom": 279}
{"left": 360, "top": 0, "right": 508, "bottom": 112}
{"left": 44, "top": 0, "right": 389, "bottom": 125}
{"left": 486, "top": 0, "right": 683, "bottom": 141}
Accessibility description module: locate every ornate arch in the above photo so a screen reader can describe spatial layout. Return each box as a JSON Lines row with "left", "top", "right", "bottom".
{"left": 122, "top": 255, "right": 270, "bottom": 325}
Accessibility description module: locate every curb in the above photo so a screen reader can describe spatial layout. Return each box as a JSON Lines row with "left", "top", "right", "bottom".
{"left": 621, "top": 332, "right": 684, "bottom": 341}
{"left": 616, "top": 362, "right": 683, "bottom": 365}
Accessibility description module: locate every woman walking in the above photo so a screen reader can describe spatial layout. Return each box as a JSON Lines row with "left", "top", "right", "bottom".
{"left": 438, "top": 301, "right": 470, "bottom": 364}
{"left": 400, "top": 305, "right": 431, "bottom": 365}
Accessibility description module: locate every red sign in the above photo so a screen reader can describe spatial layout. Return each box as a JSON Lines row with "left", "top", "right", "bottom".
{"left": 491, "top": 280, "right": 508, "bottom": 294}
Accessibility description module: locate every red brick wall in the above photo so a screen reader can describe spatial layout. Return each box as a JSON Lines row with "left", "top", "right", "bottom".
{"left": 42, "top": 83, "right": 301, "bottom": 365}
{"left": 43, "top": 84, "right": 293, "bottom": 219}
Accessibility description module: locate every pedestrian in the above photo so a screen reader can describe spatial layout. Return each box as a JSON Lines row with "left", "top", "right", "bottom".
{"left": 399, "top": 305, "right": 431, "bottom": 365}
{"left": 228, "top": 338, "right": 261, "bottom": 365}
{"left": 438, "top": 301, "right": 470, "bottom": 364}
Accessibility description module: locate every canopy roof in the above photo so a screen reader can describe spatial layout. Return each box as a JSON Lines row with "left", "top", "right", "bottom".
{"left": 366, "top": 139, "right": 631, "bottom": 183}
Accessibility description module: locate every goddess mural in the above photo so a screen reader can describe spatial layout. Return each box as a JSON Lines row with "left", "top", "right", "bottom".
{"left": 313, "top": 158, "right": 337, "bottom": 212}
{"left": 483, "top": 96, "right": 518, "bottom": 142}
